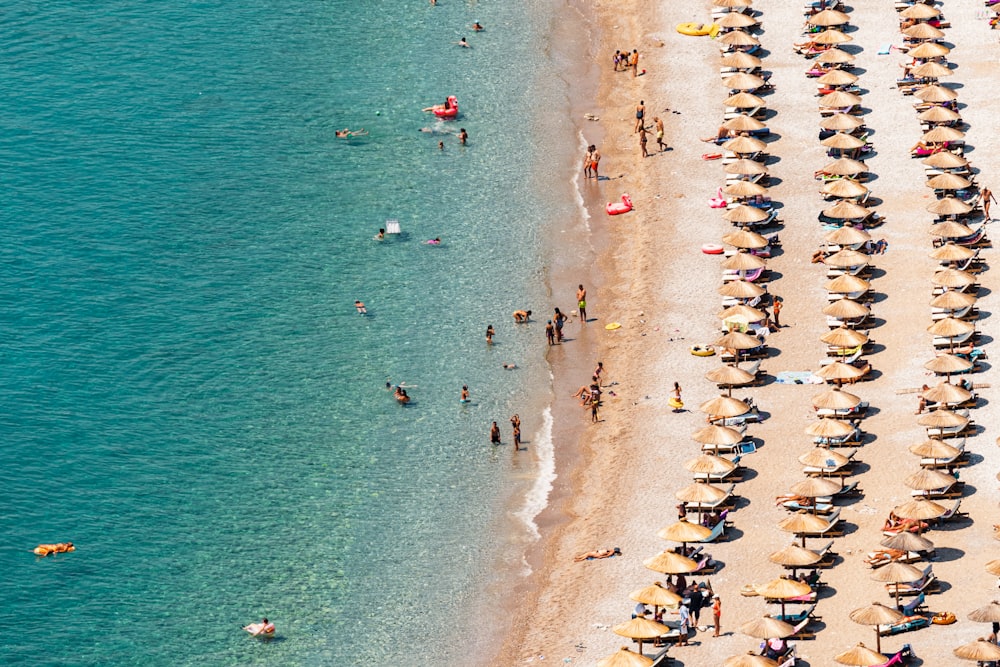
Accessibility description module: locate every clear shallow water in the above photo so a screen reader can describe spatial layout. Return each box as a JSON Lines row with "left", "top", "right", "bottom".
{"left": 0, "top": 1, "right": 581, "bottom": 663}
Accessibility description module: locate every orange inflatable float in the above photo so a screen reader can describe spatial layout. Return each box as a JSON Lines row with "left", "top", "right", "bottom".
{"left": 34, "top": 542, "right": 75, "bottom": 557}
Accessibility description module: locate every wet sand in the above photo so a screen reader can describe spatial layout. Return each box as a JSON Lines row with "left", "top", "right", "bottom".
{"left": 498, "top": 0, "right": 1000, "bottom": 665}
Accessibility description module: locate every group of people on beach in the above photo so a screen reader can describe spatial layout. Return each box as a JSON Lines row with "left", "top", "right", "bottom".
{"left": 612, "top": 48, "right": 641, "bottom": 77}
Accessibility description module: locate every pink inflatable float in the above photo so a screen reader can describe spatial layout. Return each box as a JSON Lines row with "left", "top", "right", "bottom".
{"left": 606, "top": 193, "right": 633, "bottom": 215}
{"left": 709, "top": 187, "right": 727, "bottom": 209}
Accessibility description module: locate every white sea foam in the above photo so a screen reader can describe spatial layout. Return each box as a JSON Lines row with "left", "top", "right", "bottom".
{"left": 514, "top": 400, "right": 556, "bottom": 550}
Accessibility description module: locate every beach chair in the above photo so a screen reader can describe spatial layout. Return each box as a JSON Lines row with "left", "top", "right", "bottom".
{"left": 796, "top": 510, "right": 843, "bottom": 538}
{"left": 692, "top": 554, "right": 720, "bottom": 575}
{"left": 934, "top": 499, "right": 968, "bottom": 524}
{"left": 686, "top": 483, "right": 738, "bottom": 510}
{"left": 788, "top": 617, "right": 816, "bottom": 640}
{"left": 782, "top": 499, "right": 835, "bottom": 514}
{"left": 814, "top": 540, "right": 838, "bottom": 568}
{"left": 873, "top": 644, "right": 913, "bottom": 667}
{"left": 878, "top": 615, "right": 930, "bottom": 636}
{"left": 832, "top": 480, "right": 861, "bottom": 497}
{"left": 649, "top": 646, "right": 672, "bottom": 667}
{"left": 865, "top": 549, "right": 925, "bottom": 569}
{"left": 766, "top": 589, "right": 817, "bottom": 605}
{"left": 813, "top": 426, "right": 863, "bottom": 447}
{"left": 910, "top": 480, "right": 963, "bottom": 499}
{"left": 886, "top": 565, "right": 938, "bottom": 597}
{"left": 920, "top": 441, "right": 967, "bottom": 469}
{"left": 900, "top": 592, "right": 927, "bottom": 616}
{"left": 697, "top": 520, "right": 729, "bottom": 543}
{"left": 774, "top": 604, "right": 819, "bottom": 624}
{"left": 803, "top": 449, "right": 859, "bottom": 477}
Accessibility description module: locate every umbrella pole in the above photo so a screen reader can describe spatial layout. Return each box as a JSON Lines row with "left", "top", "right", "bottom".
{"left": 875, "top": 626, "right": 881, "bottom": 654}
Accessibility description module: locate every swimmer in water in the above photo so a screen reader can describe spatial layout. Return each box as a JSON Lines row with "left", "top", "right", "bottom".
{"left": 354, "top": 300, "right": 367, "bottom": 314}
{"left": 461, "top": 385, "right": 470, "bottom": 403}
{"left": 457, "top": 37, "right": 470, "bottom": 48}
{"left": 472, "top": 22, "right": 484, "bottom": 32}
{"left": 438, "top": 141, "right": 444, "bottom": 150}
{"left": 502, "top": 363, "right": 517, "bottom": 370}
{"left": 426, "top": 237, "right": 441, "bottom": 245}
{"left": 335, "top": 128, "right": 368, "bottom": 138}
{"left": 375, "top": 228, "right": 385, "bottom": 240}
{"left": 457, "top": 128, "right": 468, "bottom": 145}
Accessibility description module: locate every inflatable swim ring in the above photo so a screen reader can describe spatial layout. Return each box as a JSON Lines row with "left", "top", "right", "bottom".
{"left": 932, "top": 611, "right": 956, "bottom": 625}
{"left": 432, "top": 96, "right": 459, "bottom": 119}
{"left": 33, "top": 543, "right": 74, "bottom": 557}
{"left": 668, "top": 398, "right": 685, "bottom": 409}
{"left": 702, "top": 243, "right": 725, "bottom": 255}
{"left": 605, "top": 322, "right": 622, "bottom": 330}
{"left": 677, "top": 22, "right": 720, "bottom": 38}
{"left": 690, "top": 345, "right": 716, "bottom": 357}
{"left": 607, "top": 194, "right": 633, "bottom": 216}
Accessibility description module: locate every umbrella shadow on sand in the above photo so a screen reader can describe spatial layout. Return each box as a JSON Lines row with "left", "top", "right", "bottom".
{"left": 931, "top": 546, "right": 966, "bottom": 562}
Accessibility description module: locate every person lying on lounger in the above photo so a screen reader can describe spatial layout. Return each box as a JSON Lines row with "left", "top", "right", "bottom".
{"left": 574, "top": 547, "right": 621, "bottom": 561}
{"left": 865, "top": 548, "right": 906, "bottom": 567}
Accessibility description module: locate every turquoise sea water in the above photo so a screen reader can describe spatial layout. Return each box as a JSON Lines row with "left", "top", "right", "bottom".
{"left": 0, "top": 1, "right": 585, "bottom": 664}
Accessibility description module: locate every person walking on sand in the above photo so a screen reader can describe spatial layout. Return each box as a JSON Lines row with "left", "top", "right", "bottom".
{"left": 583, "top": 145, "right": 594, "bottom": 179}
{"left": 634, "top": 101, "right": 645, "bottom": 133}
{"left": 630, "top": 49, "right": 639, "bottom": 77}
{"left": 984, "top": 186, "right": 997, "bottom": 220}
{"left": 654, "top": 116, "right": 666, "bottom": 151}
{"left": 639, "top": 127, "right": 649, "bottom": 158}
{"left": 577, "top": 284, "right": 588, "bottom": 322}
{"left": 772, "top": 298, "right": 782, "bottom": 328}
{"left": 590, "top": 396, "right": 600, "bottom": 422}
{"left": 594, "top": 361, "right": 604, "bottom": 383}
{"left": 712, "top": 594, "right": 722, "bottom": 637}
{"left": 490, "top": 421, "right": 501, "bottom": 445}
{"left": 486, "top": 324, "right": 495, "bottom": 345}
{"left": 545, "top": 320, "right": 555, "bottom": 345}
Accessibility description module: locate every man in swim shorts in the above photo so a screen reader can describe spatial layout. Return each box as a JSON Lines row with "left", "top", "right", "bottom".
{"left": 635, "top": 100, "right": 645, "bottom": 133}
{"left": 577, "top": 285, "right": 587, "bottom": 322}
{"left": 654, "top": 116, "right": 666, "bottom": 151}
{"left": 590, "top": 146, "right": 601, "bottom": 180}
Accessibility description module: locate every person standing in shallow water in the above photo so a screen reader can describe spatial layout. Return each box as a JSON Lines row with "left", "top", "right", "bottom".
{"left": 590, "top": 146, "right": 600, "bottom": 180}
{"left": 577, "top": 284, "right": 587, "bottom": 322}
{"left": 583, "top": 145, "right": 594, "bottom": 179}
{"left": 486, "top": 325, "right": 495, "bottom": 345}
{"left": 490, "top": 421, "right": 501, "bottom": 445}
{"left": 545, "top": 320, "right": 555, "bottom": 345}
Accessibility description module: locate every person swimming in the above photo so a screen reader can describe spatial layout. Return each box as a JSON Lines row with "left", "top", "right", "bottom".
{"left": 457, "top": 37, "right": 470, "bottom": 48}
{"left": 425, "top": 237, "right": 441, "bottom": 245}
{"left": 335, "top": 128, "right": 368, "bottom": 138}
{"left": 354, "top": 300, "right": 367, "bottom": 314}
{"left": 472, "top": 21, "right": 484, "bottom": 32}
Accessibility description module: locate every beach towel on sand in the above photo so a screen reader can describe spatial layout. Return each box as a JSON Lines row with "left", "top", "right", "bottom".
{"left": 776, "top": 371, "right": 824, "bottom": 385}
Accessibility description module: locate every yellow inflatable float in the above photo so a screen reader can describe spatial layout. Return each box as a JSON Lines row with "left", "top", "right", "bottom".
{"left": 34, "top": 542, "right": 74, "bottom": 557}
{"left": 677, "top": 22, "right": 720, "bottom": 37}
{"left": 690, "top": 344, "right": 716, "bottom": 357}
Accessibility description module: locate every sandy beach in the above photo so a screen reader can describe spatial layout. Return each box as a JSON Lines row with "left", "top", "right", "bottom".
{"left": 498, "top": 0, "right": 1000, "bottom": 665}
